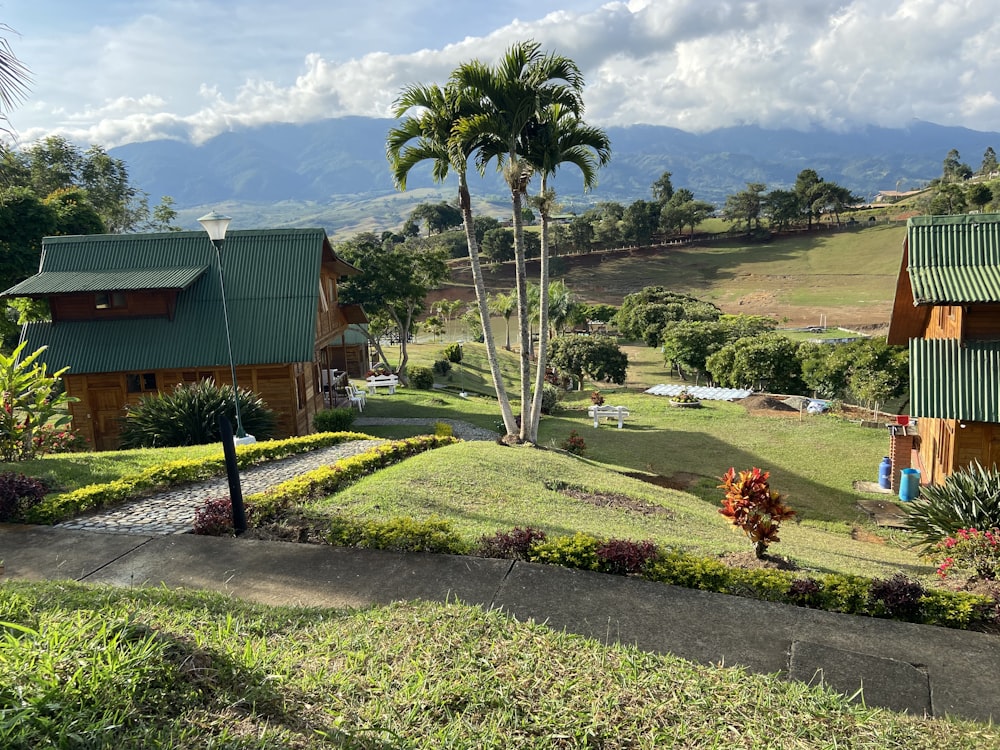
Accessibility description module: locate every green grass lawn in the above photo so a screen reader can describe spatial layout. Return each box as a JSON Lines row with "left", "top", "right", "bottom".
{"left": 2, "top": 582, "right": 993, "bottom": 749}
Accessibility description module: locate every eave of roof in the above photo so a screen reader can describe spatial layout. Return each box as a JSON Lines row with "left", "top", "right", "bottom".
{"left": 1, "top": 267, "right": 207, "bottom": 297}
{"left": 909, "top": 338, "right": 1000, "bottom": 422}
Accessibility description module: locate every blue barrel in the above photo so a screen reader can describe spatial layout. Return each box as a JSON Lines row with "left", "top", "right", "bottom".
{"left": 878, "top": 456, "right": 892, "bottom": 489}
{"left": 899, "top": 468, "right": 920, "bottom": 502}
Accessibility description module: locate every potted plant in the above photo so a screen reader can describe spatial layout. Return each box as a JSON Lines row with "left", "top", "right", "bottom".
{"left": 668, "top": 389, "right": 701, "bottom": 408}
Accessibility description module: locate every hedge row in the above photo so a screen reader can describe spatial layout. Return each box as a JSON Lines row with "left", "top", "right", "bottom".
{"left": 25, "top": 432, "right": 377, "bottom": 524}
{"left": 313, "top": 518, "right": 997, "bottom": 631}
{"left": 246, "top": 435, "right": 459, "bottom": 519}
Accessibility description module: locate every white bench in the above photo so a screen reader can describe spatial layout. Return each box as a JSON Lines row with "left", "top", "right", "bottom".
{"left": 366, "top": 374, "right": 399, "bottom": 394}
{"left": 587, "top": 405, "right": 630, "bottom": 429}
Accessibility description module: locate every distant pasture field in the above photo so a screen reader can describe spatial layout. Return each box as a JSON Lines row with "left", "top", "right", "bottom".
{"left": 441, "top": 222, "right": 906, "bottom": 328}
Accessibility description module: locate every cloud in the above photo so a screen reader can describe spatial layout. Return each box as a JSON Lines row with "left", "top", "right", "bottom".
{"left": 9, "top": 0, "right": 1000, "bottom": 148}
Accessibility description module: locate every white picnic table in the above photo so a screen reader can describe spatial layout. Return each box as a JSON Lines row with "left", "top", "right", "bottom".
{"left": 587, "top": 404, "right": 630, "bottom": 428}
{"left": 366, "top": 374, "right": 399, "bottom": 394}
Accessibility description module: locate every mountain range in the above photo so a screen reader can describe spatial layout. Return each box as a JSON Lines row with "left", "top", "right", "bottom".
{"left": 109, "top": 117, "right": 1000, "bottom": 236}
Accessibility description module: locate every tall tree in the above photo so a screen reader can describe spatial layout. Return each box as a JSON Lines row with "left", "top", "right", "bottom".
{"left": 336, "top": 233, "right": 448, "bottom": 381}
{"left": 522, "top": 102, "right": 609, "bottom": 441}
{"left": 722, "top": 183, "right": 766, "bottom": 235}
{"left": 452, "top": 40, "right": 586, "bottom": 442}
{"left": 980, "top": 146, "right": 998, "bottom": 176}
{"left": 387, "top": 81, "right": 518, "bottom": 434}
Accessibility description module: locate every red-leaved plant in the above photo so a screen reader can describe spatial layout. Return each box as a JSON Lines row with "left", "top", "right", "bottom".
{"left": 718, "top": 467, "right": 795, "bottom": 558}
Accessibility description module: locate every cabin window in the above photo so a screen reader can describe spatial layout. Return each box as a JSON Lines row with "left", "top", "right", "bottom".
{"left": 96, "top": 291, "right": 127, "bottom": 310}
{"left": 126, "top": 372, "right": 158, "bottom": 393}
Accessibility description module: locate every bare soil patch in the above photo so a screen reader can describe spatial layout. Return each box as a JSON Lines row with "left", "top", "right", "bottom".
{"left": 557, "top": 486, "right": 674, "bottom": 518}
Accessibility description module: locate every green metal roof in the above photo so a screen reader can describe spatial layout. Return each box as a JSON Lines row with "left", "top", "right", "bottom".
{"left": 909, "top": 338, "right": 1000, "bottom": 422}
{"left": 907, "top": 214, "right": 1000, "bottom": 304}
{"left": 12, "top": 228, "right": 346, "bottom": 374}
{"left": 3, "top": 267, "right": 207, "bottom": 296}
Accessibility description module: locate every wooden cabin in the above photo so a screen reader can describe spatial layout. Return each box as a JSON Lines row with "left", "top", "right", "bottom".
{"left": 1, "top": 228, "right": 367, "bottom": 450}
{"left": 887, "top": 214, "right": 1000, "bottom": 485}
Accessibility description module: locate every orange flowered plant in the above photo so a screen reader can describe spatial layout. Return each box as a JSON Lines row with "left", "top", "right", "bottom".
{"left": 718, "top": 467, "right": 795, "bottom": 559}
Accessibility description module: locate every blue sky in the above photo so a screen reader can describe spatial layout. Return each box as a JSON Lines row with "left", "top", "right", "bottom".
{"left": 4, "top": 0, "right": 999, "bottom": 148}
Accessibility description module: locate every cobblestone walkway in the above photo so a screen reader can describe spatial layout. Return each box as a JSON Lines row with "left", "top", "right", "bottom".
{"left": 54, "top": 420, "right": 496, "bottom": 537}
{"left": 57, "top": 439, "right": 387, "bottom": 536}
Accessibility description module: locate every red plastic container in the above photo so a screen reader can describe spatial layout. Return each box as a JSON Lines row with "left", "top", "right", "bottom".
{"left": 896, "top": 415, "right": 910, "bottom": 426}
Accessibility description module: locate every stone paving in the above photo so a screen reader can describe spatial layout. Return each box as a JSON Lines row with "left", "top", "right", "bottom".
{"left": 55, "top": 420, "right": 496, "bottom": 537}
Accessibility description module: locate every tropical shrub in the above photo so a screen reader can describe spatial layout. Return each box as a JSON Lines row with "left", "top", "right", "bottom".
{"left": 868, "top": 573, "right": 925, "bottom": 620}
{"left": 561, "top": 430, "right": 586, "bottom": 455}
{"left": 595, "top": 538, "right": 659, "bottom": 575}
{"left": 529, "top": 532, "right": 603, "bottom": 571}
{"left": 192, "top": 496, "right": 256, "bottom": 536}
{"left": 934, "top": 527, "right": 1000, "bottom": 580}
{"left": 433, "top": 422, "right": 453, "bottom": 438}
{"left": 718, "top": 467, "right": 795, "bottom": 558}
{"left": 118, "top": 380, "right": 276, "bottom": 448}
{"left": 0, "top": 342, "right": 77, "bottom": 462}
{"left": 476, "top": 526, "right": 548, "bottom": 560}
{"left": 432, "top": 359, "right": 452, "bottom": 376}
{"left": 904, "top": 461, "right": 1000, "bottom": 545}
{"left": 590, "top": 390, "right": 604, "bottom": 405}
{"left": 538, "top": 383, "right": 559, "bottom": 414}
{"left": 313, "top": 407, "right": 356, "bottom": 433}
{"left": 407, "top": 365, "right": 434, "bottom": 390}
{"left": 442, "top": 342, "right": 463, "bottom": 364}
{"left": 0, "top": 472, "right": 49, "bottom": 522}
{"left": 31, "top": 424, "right": 88, "bottom": 455}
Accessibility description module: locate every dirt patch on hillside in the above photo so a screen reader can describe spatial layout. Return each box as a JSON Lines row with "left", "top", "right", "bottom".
{"left": 557, "top": 486, "right": 674, "bottom": 518}
{"left": 719, "top": 551, "right": 800, "bottom": 571}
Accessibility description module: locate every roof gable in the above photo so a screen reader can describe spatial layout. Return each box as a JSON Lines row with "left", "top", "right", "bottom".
{"left": 12, "top": 228, "right": 354, "bottom": 373}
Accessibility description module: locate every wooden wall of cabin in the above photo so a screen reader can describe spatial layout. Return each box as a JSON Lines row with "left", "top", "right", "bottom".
{"left": 64, "top": 363, "right": 323, "bottom": 451}
{"left": 917, "top": 416, "right": 1000, "bottom": 485}
{"left": 921, "top": 305, "right": 963, "bottom": 340}
{"left": 50, "top": 290, "right": 176, "bottom": 322}
{"left": 964, "top": 303, "right": 1000, "bottom": 341}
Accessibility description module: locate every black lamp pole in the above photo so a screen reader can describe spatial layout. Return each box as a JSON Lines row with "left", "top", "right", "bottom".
{"left": 198, "top": 211, "right": 248, "bottom": 439}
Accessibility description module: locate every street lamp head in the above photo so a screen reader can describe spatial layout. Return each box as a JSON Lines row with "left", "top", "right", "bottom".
{"left": 198, "top": 211, "right": 232, "bottom": 246}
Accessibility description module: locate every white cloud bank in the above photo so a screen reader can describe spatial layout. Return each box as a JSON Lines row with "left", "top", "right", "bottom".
{"left": 8, "top": 0, "right": 1000, "bottom": 148}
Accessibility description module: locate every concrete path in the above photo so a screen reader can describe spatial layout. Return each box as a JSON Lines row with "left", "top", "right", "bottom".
{"left": 2, "top": 523, "right": 999, "bottom": 724}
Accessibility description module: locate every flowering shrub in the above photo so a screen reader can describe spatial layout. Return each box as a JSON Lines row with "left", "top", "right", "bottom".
{"left": 32, "top": 424, "right": 88, "bottom": 455}
{"left": 718, "top": 467, "right": 795, "bottom": 558}
{"left": 934, "top": 527, "right": 1000, "bottom": 580}
{"left": 561, "top": 430, "right": 586, "bottom": 455}
{"left": 590, "top": 390, "right": 605, "bottom": 406}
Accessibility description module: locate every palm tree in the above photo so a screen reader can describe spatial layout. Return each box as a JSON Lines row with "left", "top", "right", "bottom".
{"left": 523, "top": 105, "right": 610, "bottom": 440}
{"left": 488, "top": 290, "right": 517, "bottom": 350}
{"left": 386, "top": 83, "right": 518, "bottom": 435}
{"left": 0, "top": 25, "right": 30, "bottom": 134}
{"left": 452, "top": 40, "right": 585, "bottom": 442}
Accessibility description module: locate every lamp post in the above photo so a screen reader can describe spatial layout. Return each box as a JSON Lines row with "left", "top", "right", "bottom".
{"left": 457, "top": 340, "right": 467, "bottom": 398}
{"left": 198, "top": 211, "right": 255, "bottom": 445}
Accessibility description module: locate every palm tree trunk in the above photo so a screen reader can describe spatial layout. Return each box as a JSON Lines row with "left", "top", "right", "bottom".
{"left": 459, "top": 179, "right": 518, "bottom": 436}
{"left": 510, "top": 173, "right": 531, "bottom": 443}
{"left": 527, "top": 176, "right": 551, "bottom": 442}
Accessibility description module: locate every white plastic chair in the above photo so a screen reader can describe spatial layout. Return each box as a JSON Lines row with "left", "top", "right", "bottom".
{"left": 346, "top": 383, "right": 366, "bottom": 411}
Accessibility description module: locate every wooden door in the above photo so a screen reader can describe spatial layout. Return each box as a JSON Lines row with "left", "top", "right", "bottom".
{"left": 87, "top": 387, "right": 126, "bottom": 451}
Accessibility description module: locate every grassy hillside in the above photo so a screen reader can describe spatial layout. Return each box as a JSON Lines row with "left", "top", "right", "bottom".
{"left": 441, "top": 222, "right": 907, "bottom": 328}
